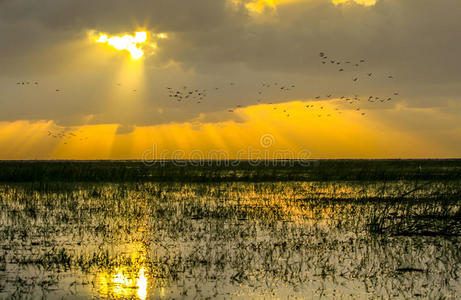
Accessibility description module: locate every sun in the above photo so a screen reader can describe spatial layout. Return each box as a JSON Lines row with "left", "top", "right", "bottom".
{"left": 95, "top": 31, "right": 148, "bottom": 59}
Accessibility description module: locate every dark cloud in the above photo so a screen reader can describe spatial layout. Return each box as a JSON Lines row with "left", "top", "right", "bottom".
{"left": 0, "top": 0, "right": 460, "bottom": 127}
{"left": 115, "top": 124, "right": 135, "bottom": 135}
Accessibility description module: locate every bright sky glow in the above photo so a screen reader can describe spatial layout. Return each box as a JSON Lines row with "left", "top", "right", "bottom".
{"left": 237, "top": 0, "right": 376, "bottom": 14}
{"left": 95, "top": 31, "right": 148, "bottom": 59}
{"left": 332, "top": 0, "right": 376, "bottom": 6}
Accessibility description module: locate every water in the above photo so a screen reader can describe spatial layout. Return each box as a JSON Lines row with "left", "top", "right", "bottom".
{"left": 0, "top": 180, "right": 460, "bottom": 299}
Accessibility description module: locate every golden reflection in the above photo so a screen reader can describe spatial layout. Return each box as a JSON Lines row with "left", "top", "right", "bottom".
{"left": 97, "top": 248, "right": 148, "bottom": 299}
{"left": 233, "top": 183, "right": 338, "bottom": 224}
{"left": 98, "top": 267, "right": 148, "bottom": 299}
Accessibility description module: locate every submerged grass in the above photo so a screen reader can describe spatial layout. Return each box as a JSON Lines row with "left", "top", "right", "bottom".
{"left": 0, "top": 161, "right": 460, "bottom": 298}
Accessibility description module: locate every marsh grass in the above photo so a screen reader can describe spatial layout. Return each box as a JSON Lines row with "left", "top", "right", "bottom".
{"left": 0, "top": 162, "right": 460, "bottom": 298}
{"left": 1, "top": 159, "right": 460, "bottom": 182}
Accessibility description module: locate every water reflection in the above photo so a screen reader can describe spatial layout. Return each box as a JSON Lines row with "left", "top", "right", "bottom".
{"left": 95, "top": 241, "right": 150, "bottom": 299}
{"left": 98, "top": 267, "right": 147, "bottom": 299}
{"left": 0, "top": 181, "right": 459, "bottom": 299}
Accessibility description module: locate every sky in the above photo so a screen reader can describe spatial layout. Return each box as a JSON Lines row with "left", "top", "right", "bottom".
{"left": 0, "top": 0, "right": 460, "bottom": 159}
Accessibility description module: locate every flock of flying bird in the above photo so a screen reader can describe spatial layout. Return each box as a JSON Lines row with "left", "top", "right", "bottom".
{"left": 164, "top": 52, "right": 399, "bottom": 118}
{"left": 166, "top": 86, "right": 209, "bottom": 103}
{"left": 310, "top": 52, "right": 399, "bottom": 117}
{"left": 15, "top": 81, "right": 82, "bottom": 142}
{"left": 14, "top": 51, "right": 401, "bottom": 139}
{"left": 318, "top": 51, "right": 396, "bottom": 83}
{"left": 16, "top": 81, "right": 62, "bottom": 92}
{"left": 46, "top": 129, "right": 89, "bottom": 144}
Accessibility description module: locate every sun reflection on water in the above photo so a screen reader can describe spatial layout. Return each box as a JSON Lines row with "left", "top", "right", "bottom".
{"left": 98, "top": 266, "right": 148, "bottom": 299}
{"left": 96, "top": 243, "right": 149, "bottom": 300}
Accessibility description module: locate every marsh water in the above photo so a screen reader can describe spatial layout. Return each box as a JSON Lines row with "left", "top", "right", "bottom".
{"left": 0, "top": 162, "right": 460, "bottom": 299}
